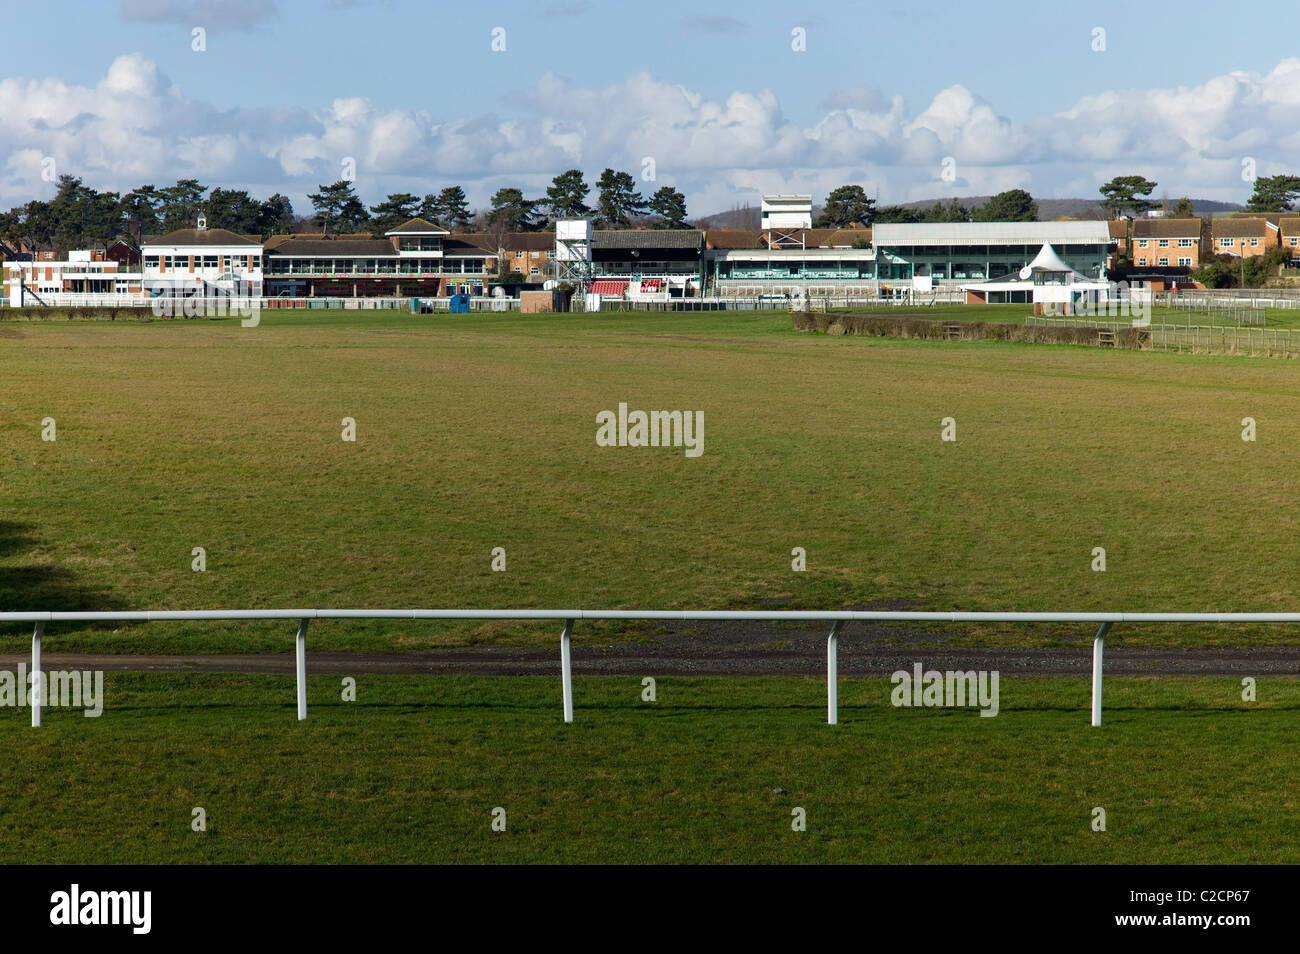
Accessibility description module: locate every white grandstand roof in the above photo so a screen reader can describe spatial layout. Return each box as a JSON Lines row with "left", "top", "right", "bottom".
{"left": 873, "top": 221, "right": 1110, "bottom": 245}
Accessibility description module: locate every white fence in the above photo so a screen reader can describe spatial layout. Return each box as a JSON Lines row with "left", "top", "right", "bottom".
{"left": 6, "top": 609, "right": 1296, "bottom": 728}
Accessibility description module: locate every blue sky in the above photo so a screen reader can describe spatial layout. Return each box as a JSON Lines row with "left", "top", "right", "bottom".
{"left": 0, "top": 0, "right": 1294, "bottom": 216}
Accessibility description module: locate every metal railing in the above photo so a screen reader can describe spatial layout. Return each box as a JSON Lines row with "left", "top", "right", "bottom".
{"left": 6, "top": 608, "right": 1297, "bottom": 728}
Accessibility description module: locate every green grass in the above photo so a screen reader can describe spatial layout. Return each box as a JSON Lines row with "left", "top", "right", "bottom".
{"left": 5, "top": 308, "right": 1300, "bottom": 651}
{"left": 2, "top": 673, "right": 1295, "bottom": 864}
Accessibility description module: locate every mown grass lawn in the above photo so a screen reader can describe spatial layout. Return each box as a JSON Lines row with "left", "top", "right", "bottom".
{"left": 0, "top": 673, "right": 1295, "bottom": 864}
{"left": 4, "top": 309, "right": 1300, "bottom": 651}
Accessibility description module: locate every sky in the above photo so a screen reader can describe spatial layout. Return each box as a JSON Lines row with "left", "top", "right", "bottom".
{"left": 1, "top": 0, "right": 1297, "bottom": 218}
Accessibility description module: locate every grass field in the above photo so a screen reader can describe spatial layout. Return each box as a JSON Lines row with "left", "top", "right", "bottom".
{"left": 5, "top": 308, "right": 1300, "bottom": 652}
{"left": 1, "top": 673, "right": 1295, "bottom": 864}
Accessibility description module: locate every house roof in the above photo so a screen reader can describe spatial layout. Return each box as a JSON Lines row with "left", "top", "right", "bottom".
{"left": 1279, "top": 217, "right": 1300, "bottom": 235}
{"left": 825, "top": 227, "right": 872, "bottom": 247}
{"left": 704, "top": 229, "right": 762, "bottom": 249}
{"left": 590, "top": 229, "right": 704, "bottom": 250}
{"left": 1229, "top": 211, "right": 1287, "bottom": 226}
{"left": 501, "top": 233, "right": 554, "bottom": 252}
{"left": 385, "top": 217, "right": 449, "bottom": 235}
{"left": 142, "top": 228, "right": 261, "bottom": 247}
{"left": 1211, "top": 218, "right": 1275, "bottom": 238}
{"left": 1133, "top": 218, "right": 1201, "bottom": 239}
{"left": 443, "top": 234, "right": 496, "bottom": 255}
{"left": 443, "top": 233, "right": 554, "bottom": 254}
{"left": 1107, "top": 220, "right": 1128, "bottom": 241}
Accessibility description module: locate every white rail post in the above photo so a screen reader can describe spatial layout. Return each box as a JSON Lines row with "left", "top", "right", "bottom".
{"left": 295, "top": 618, "right": 309, "bottom": 721}
{"left": 827, "top": 620, "right": 843, "bottom": 725}
{"left": 31, "top": 621, "right": 43, "bottom": 728}
{"left": 560, "top": 619, "right": 574, "bottom": 724}
{"left": 1091, "top": 622, "right": 1112, "bottom": 727}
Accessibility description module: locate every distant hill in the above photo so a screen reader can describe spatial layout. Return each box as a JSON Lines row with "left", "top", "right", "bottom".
{"left": 694, "top": 196, "right": 1245, "bottom": 227}
{"left": 693, "top": 205, "right": 760, "bottom": 230}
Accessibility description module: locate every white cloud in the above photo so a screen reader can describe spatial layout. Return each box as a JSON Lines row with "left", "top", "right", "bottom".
{"left": 2, "top": 54, "right": 1299, "bottom": 218}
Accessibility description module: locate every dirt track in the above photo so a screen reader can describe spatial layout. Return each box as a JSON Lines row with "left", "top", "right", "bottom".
{"left": 4, "top": 618, "right": 1300, "bottom": 676}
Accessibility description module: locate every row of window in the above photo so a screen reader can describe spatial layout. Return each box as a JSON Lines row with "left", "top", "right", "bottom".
{"left": 1136, "top": 257, "right": 1194, "bottom": 267}
{"left": 144, "top": 255, "right": 261, "bottom": 269}
{"left": 1217, "top": 238, "right": 1261, "bottom": 247}
{"left": 1136, "top": 239, "right": 1195, "bottom": 248}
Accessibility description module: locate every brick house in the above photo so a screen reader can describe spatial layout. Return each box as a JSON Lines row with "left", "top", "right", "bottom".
{"left": 1210, "top": 217, "right": 1279, "bottom": 258}
{"left": 1132, "top": 218, "right": 1202, "bottom": 268}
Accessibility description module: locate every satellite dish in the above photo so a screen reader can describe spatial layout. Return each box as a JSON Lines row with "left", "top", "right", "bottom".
{"left": 1018, "top": 266, "right": 1032, "bottom": 280}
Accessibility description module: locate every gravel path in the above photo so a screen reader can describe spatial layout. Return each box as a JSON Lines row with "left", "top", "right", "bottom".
{"left": 3, "top": 618, "right": 1299, "bottom": 676}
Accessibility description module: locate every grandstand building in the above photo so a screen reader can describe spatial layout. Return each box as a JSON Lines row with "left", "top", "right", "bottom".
{"left": 706, "top": 227, "right": 876, "bottom": 296}
{"left": 142, "top": 216, "right": 263, "bottom": 298}
{"left": 871, "top": 221, "right": 1110, "bottom": 284}
{"left": 584, "top": 228, "right": 705, "bottom": 297}
{"left": 261, "top": 218, "right": 448, "bottom": 298}
{"left": 5, "top": 247, "right": 143, "bottom": 306}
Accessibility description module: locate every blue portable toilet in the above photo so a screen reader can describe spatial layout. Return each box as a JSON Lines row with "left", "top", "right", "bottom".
{"left": 450, "top": 293, "right": 469, "bottom": 314}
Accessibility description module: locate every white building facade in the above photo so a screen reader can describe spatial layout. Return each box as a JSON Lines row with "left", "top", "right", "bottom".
{"left": 142, "top": 217, "right": 263, "bottom": 298}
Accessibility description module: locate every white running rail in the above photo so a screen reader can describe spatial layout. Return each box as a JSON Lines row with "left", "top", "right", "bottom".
{"left": 5, "top": 609, "right": 1294, "bottom": 728}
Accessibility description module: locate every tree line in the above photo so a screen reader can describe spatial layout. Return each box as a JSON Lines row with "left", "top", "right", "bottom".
{"left": 812, "top": 174, "right": 1300, "bottom": 228}
{"left": 6, "top": 167, "right": 1299, "bottom": 258}
{"left": 0, "top": 166, "right": 691, "bottom": 256}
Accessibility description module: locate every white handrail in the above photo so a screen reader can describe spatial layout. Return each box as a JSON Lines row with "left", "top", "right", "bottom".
{"left": 6, "top": 609, "right": 1291, "bottom": 728}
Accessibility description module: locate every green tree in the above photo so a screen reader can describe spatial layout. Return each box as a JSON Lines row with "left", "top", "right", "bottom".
{"left": 1190, "top": 255, "right": 1236, "bottom": 288}
{"left": 872, "top": 205, "right": 921, "bottom": 224}
{"left": 594, "top": 168, "right": 647, "bottom": 227}
{"left": 817, "top": 184, "right": 875, "bottom": 227}
{"left": 7, "top": 200, "right": 53, "bottom": 254}
{"left": 421, "top": 186, "right": 470, "bottom": 229}
{"left": 368, "top": 192, "right": 421, "bottom": 234}
{"left": 157, "top": 179, "right": 208, "bottom": 232}
{"left": 485, "top": 187, "right": 539, "bottom": 231}
{"left": 204, "top": 187, "right": 261, "bottom": 234}
{"left": 119, "top": 186, "right": 161, "bottom": 242}
{"left": 42, "top": 175, "right": 123, "bottom": 254}
{"left": 1245, "top": 174, "right": 1300, "bottom": 212}
{"left": 256, "top": 193, "right": 295, "bottom": 236}
{"left": 1098, "top": 175, "right": 1158, "bottom": 218}
{"left": 648, "top": 186, "right": 688, "bottom": 228}
{"left": 309, "top": 180, "right": 369, "bottom": 234}
{"left": 1172, "top": 197, "right": 1195, "bottom": 218}
{"left": 1242, "top": 246, "right": 1293, "bottom": 286}
{"left": 545, "top": 169, "right": 591, "bottom": 219}
{"left": 922, "top": 198, "right": 970, "bottom": 223}
{"left": 972, "top": 189, "right": 1038, "bottom": 222}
